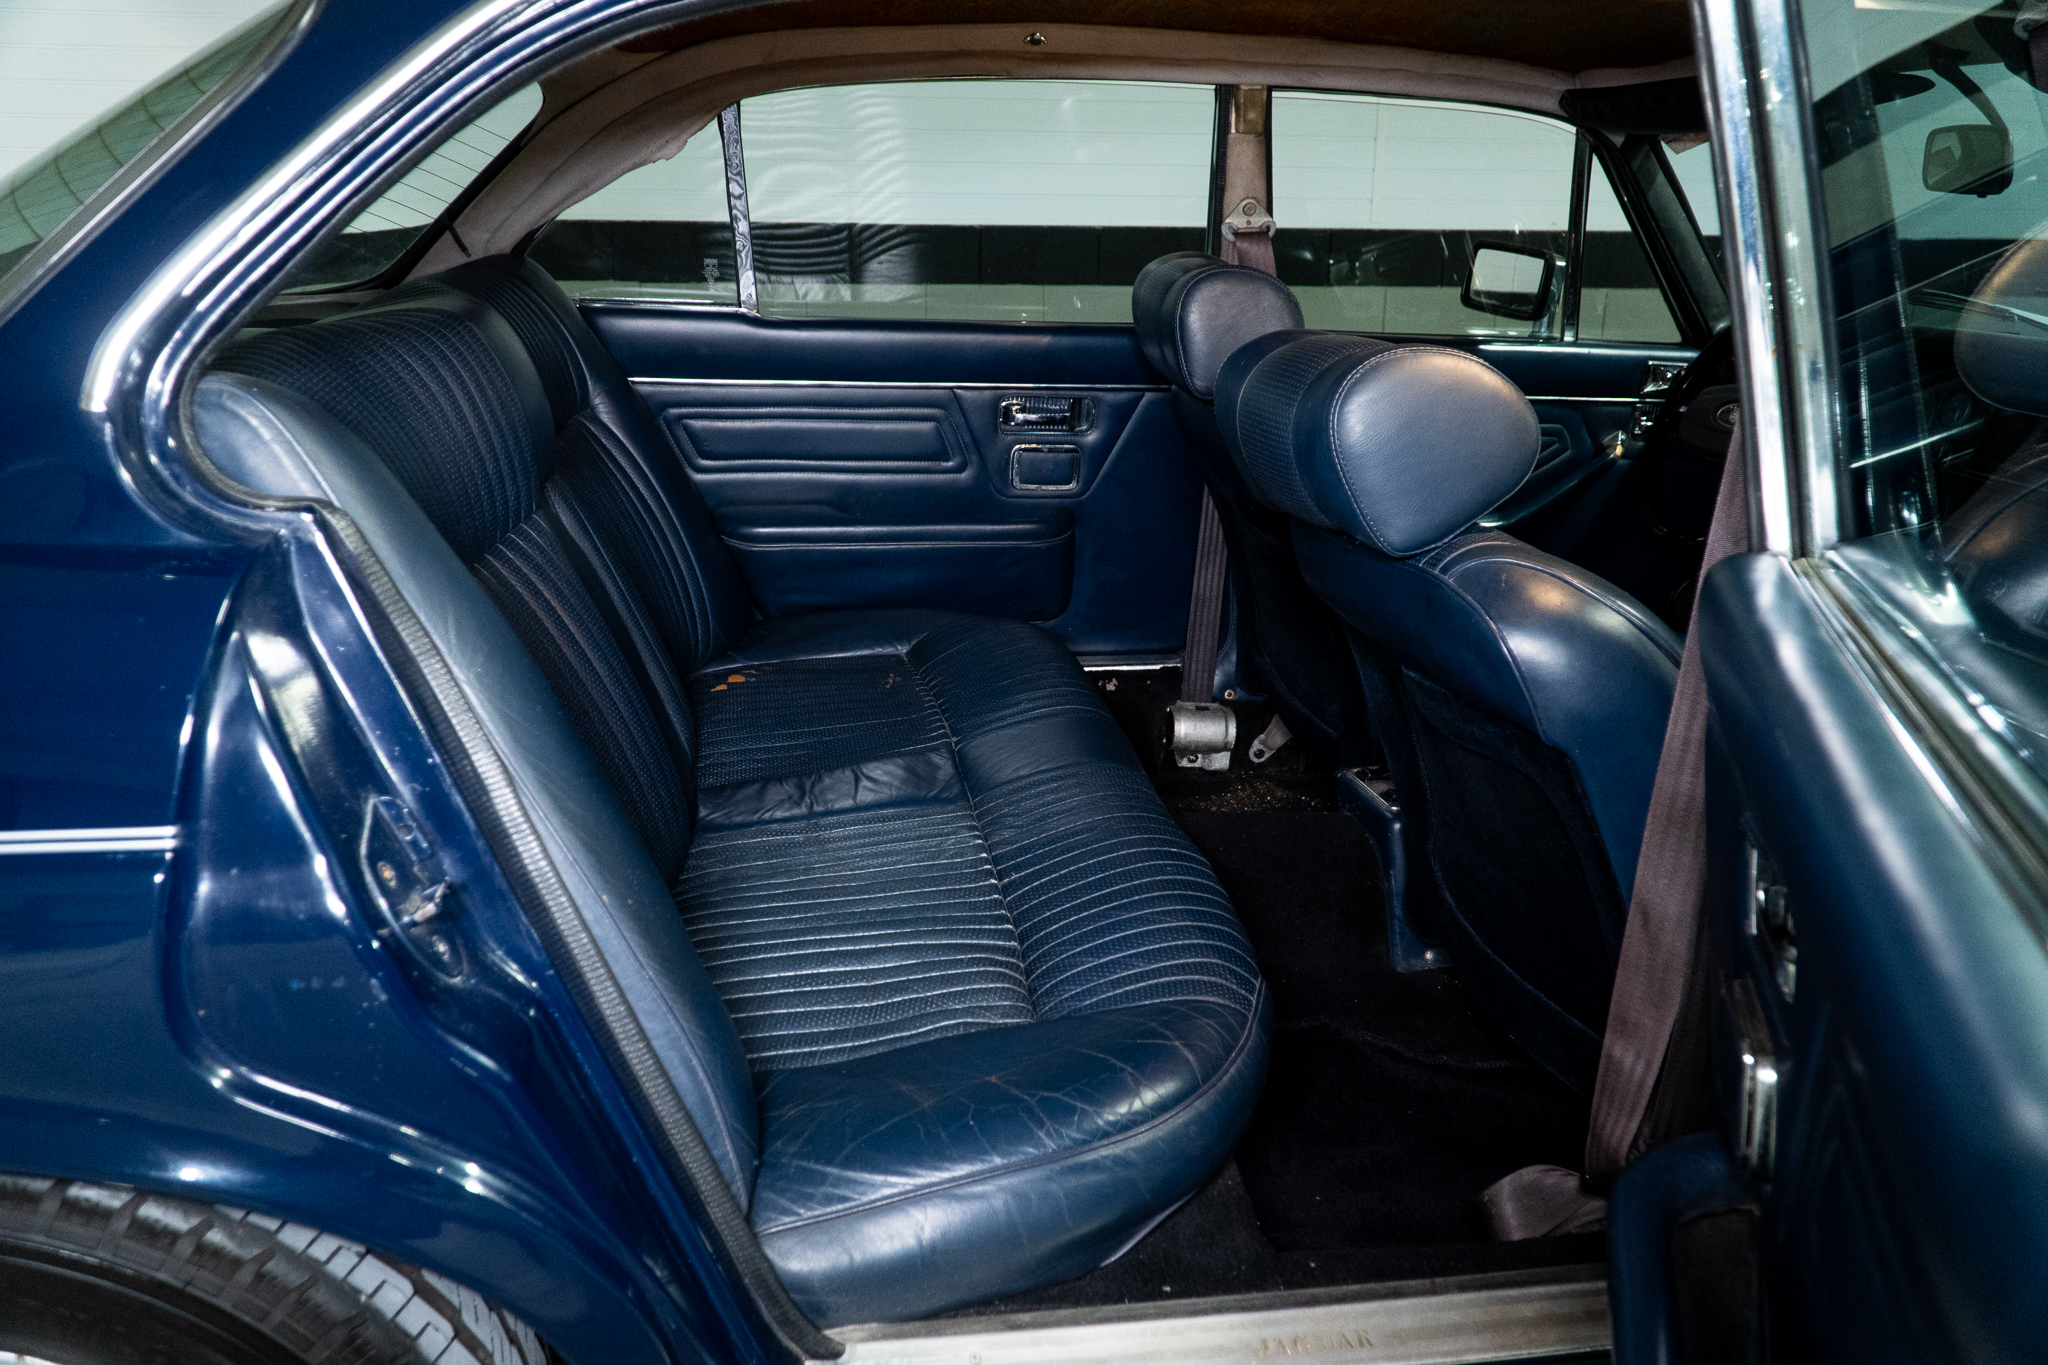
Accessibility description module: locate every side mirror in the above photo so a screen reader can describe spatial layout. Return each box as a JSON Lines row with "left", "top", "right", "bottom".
{"left": 1462, "top": 243, "right": 1557, "bottom": 322}
{"left": 1924, "top": 124, "right": 2012, "bottom": 196}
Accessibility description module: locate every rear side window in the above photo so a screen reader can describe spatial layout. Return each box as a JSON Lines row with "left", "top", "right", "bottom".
{"left": 544, "top": 79, "right": 1214, "bottom": 322}
{"left": 740, "top": 80, "right": 1212, "bottom": 322}
{"left": 286, "top": 83, "right": 543, "bottom": 291}
{"left": 531, "top": 126, "right": 736, "bottom": 304}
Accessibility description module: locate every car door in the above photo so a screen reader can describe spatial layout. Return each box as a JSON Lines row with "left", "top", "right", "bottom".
{"left": 1268, "top": 91, "right": 1724, "bottom": 625}
{"left": 529, "top": 78, "right": 1217, "bottom": 660}
{"left": 1611, "top": 0, "right": 2048, "bottom": 1360}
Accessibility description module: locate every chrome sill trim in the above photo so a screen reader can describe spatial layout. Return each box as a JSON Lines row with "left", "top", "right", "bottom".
{"left": 1521, "top": 394, "right": 1656, "bottom": 405}
{"left": 628, "top": 376, "right": 1169, "bottom": 392}
{"left": 829, "top": 1269, "right": 1608, "bottom": 1364}
{"left": 0, "top": 825, "right": 180, "bottom": 855}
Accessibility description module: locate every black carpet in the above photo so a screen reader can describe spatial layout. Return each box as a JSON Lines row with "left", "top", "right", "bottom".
{"left": 955, "top": 708, "right": 1602, "bottom": 1315}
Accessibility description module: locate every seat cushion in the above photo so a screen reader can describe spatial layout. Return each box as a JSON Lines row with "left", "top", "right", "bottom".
{"left": 673, "top": 608, "right": 1267, "bottom": 1321}
{"left": 211, "top": 257, "right": 1269, "bottom": 1327}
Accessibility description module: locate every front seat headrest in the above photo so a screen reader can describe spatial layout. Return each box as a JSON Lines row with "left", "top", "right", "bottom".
{"left": 1214, "top": 332, "right": 1539, "bottom": 557}
{"left": 1957, "top": 236, "right": 2048, "bottom": 417}
{"left": 1132, "top": 252, "right": 1304, "bottom": 401}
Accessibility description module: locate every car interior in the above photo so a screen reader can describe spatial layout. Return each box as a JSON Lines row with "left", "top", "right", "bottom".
{"left": 183, "top": 0, "right": 1741, "bottom": 1335}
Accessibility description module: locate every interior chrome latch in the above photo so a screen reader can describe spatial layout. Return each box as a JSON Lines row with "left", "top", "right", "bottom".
{"left": 1724, "top": 975, "right": 1780, "bottom": 1176}
{"left": 1748, "top": 842, "right": 1798, "bottom": 1001}
{"left": 360, "top": 794, "right": 464, "bottom": 980}
{"left": 1169, "top": 701, "right": 1235, "bottom": 771}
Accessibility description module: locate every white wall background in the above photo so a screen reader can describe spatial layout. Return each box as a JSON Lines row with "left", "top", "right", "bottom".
{"left": 0, "top": 0, "right": 275, "bottom": 181}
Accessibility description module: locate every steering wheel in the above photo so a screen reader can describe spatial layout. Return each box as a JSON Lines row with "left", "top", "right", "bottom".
{"left": 1635, "top": 324, "right": 1738, "bottom": 547}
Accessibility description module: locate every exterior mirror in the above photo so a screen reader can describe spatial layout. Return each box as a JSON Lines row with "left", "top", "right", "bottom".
{"left": 1923, "top": 124, "right": 2012, "bottom": 196}
{"left": 1461, "top": 243, "right": 1556, "bottom": 322}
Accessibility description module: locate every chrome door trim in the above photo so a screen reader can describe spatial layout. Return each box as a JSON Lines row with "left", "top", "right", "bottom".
{"left": 1693, "top": 0, "right": 1840, "bottom": 556}
{"left": 717, "top": 101, "right": 757, "bottom": 314}
{"left": 0, "top": 826, "right": 180, "bottom": 855}
{"left": 629, "top": 376, "right": 1169, "bottom": 392}
{"left": 829, "top": 1268, "right": 1610, "bottom": 1365}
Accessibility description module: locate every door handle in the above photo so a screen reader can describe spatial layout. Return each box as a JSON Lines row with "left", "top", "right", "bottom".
{"left": 1000, "top": 395, "right": 1094, "bottom": 433}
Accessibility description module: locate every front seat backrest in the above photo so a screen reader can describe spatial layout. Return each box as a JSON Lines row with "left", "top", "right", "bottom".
{"left": 1131, "top": 253, "right": 1372, "bottom": 762}
{"left": 1218, "top": 331, "right": 1682, "bottom": 1088}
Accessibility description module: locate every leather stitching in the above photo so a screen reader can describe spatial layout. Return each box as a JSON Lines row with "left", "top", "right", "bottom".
{"left": 753, "top": 982, "right": 1266, "bottom": 1235}
{"left": 1322, "top": 345, "right": 1485, "bottom": 556}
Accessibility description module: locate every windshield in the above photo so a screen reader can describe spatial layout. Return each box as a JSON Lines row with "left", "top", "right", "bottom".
{"left": 0, "top": 2, "right": 289, "bottom": 283}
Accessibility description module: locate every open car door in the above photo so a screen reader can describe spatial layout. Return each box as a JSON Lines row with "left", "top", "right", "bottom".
{"left": 1609, "top": 0, "right": 2048, "bottom": 1360}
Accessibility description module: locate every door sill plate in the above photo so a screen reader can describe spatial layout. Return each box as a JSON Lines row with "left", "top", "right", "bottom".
{"left": 826, "top": 1267, "right": 1608, "bottom": 1364}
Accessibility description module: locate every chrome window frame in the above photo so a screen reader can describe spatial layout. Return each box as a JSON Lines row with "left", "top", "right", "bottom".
{"left": 1692, "top": 0, "right": 1842, "bottom": 556}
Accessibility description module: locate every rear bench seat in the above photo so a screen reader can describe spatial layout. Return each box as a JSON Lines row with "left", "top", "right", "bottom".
{"left": 193, "top": 257, "right": 1269, "bottom": 1325}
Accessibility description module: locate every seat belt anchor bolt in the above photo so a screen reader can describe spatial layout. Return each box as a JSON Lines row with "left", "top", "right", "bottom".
{"left": 1220, "top": 198, "right": 1276, "bottom": 242}
{"left": 1169, "top": 701, "right": 1236, "bottom": 771}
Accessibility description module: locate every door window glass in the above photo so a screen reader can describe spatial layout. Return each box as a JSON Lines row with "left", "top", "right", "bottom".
{"left": 1664, "top": 135, "right": 1723, "bottom": 269}
{"left": 1270, "top": 93, "right": 1574, "bottom": 337}
{"left": 530, "top": 125, "right": 736, "bottom": 303}
{"left": 286, "top": 83, "right": 543, "bottom": 291}
{"left": 1580, "top": 161, "right": 1681, "bottom": 343}
{"left": 1800, "top": 3, "right": 2048, "bottom": 536}
{"left": 1798, "top": 0, "right": 2048, "bottom": 785}
{"left": 735, "top": 80, "right": 1211, "bottom": 322}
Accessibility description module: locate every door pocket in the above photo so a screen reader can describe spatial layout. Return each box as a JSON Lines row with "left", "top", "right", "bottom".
{"left": 719, "top": 509, "right": 1076, "bottom": 621}
{"left": 665, "top": 405, "right": 973, "bottom": 472}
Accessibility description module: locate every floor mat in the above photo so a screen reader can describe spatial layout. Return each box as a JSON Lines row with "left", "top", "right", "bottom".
{"left": 953, "top": 765, "right": 1602, "bottom": 1314}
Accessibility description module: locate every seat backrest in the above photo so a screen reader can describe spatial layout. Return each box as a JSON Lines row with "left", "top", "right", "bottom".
{"left": 1217, "top": 330, "right": 1682, "bottom": 1087}
{"left": 199, "top": 264, "right": 763, "bottom": 1202}
{"left": 1132, "top": 252, "right": 1304, "bottom": 404}
{"left": 1131, "top": 253, "right": 1377, "bottom": 756}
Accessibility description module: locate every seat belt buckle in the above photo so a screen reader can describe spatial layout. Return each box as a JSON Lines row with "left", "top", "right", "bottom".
{"left": 1168, "top": 701, "right": 1235, "bottom": 771}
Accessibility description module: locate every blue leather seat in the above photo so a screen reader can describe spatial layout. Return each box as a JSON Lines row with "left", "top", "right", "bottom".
{"left": 1132, "top": 254, "right": 1372, "bottom": 758}
{"left": 1213, "top": 330, "right": 1680, "bottom": 1089}
{"left": 196, "top": 256, "right": 1268, "bottom": 1324}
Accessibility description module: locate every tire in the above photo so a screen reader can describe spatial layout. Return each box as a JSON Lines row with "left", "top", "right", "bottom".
{"left": 0, "top": 1176, "right": 547, "bottom": 1365}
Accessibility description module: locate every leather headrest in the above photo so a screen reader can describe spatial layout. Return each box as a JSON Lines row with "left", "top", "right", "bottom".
{"left": 1957, "top": 236, "right": 2048, "bottom": 417}
{"left": 1131, "top": 252, "right": 1304, "bottom": 401}
{"left": 1214, "top": 332, "right": 1538, "bottom": 557}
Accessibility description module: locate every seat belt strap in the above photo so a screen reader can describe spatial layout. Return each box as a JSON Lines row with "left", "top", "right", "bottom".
{"left": 1585, "top": 436, "right": 1752, "bottom": 1172}
{"left": 1180, "top": 491, "right": 1229, "bottom": 703}
{"left": 1484, "top": 435, "right": 1752, "bottom": 1237}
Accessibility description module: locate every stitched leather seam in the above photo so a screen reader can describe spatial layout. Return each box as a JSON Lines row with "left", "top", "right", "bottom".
{"left": 1444, "top": 552, "right": 1685, "bottom": 669}
{"left": 1358, "top": 534, "right": 1542, "bottom": 734}
{"left": 1321, "top": 345, "right": 1478, "bottom": 554}
{"left": 752, "top": 982, "right": 1266, "bottom": 1236}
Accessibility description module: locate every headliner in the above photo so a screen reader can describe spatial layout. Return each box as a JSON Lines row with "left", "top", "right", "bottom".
{"left": 621, "top": 0, "right": 1694, "bottom": 74}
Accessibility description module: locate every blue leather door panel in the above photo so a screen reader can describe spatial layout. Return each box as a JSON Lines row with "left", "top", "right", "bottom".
{"left": 1688, "top": 553, "right": 2048, "bottom": 1365}
{"left": 585, "top": 307, "right": 1164, "bottom": 386}
{"left": 667, "top": 404, "right": 971, "bottom": 471}
{"left": 584, "top": 306, "right": 1200, "bottom": 656}
{"left": 720, "top": 509, "right": 1075, "bottom": 619}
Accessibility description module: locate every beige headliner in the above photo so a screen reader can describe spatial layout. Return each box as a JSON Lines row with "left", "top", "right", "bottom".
{"left": 417, "top": 23, "right": 1693, "bottom": 277}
